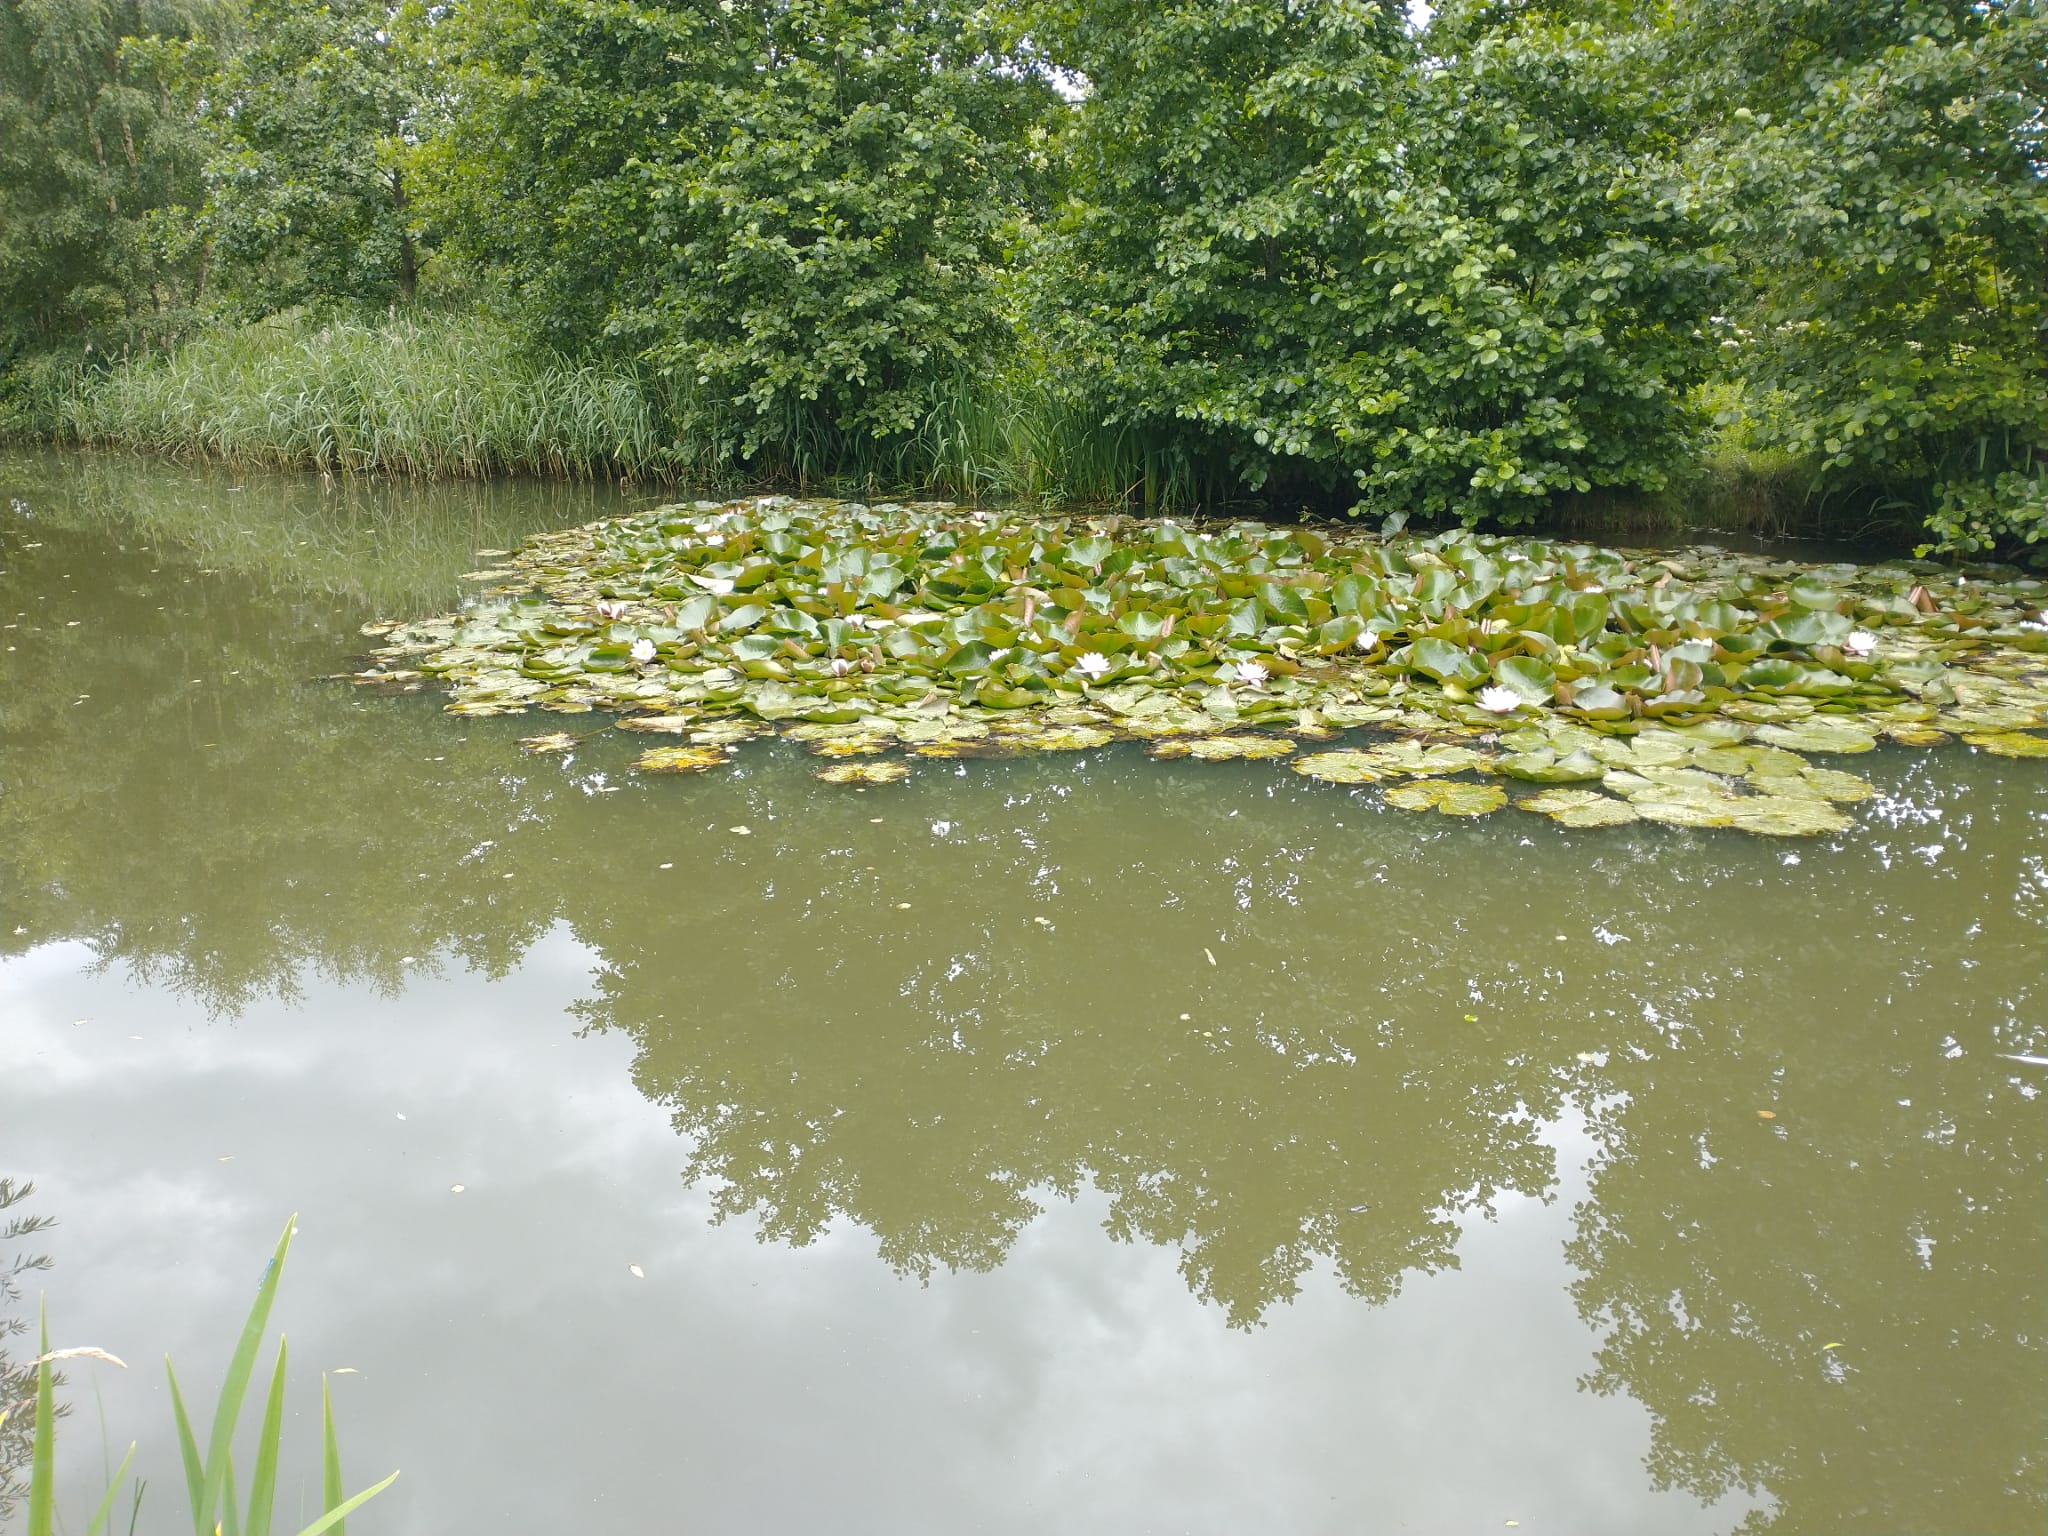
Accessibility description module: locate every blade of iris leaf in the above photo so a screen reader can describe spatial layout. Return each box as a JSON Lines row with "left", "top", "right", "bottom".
{"left": 200, "top": 1218, "right": 296, "bottom": 1534}
{"left": 246, "top": 1338, "right": 290, "bottom": 1536}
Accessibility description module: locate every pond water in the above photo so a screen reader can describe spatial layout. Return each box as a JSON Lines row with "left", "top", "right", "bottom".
{"left": 2, "top": 449, "right": 2043, "bottom": 1535}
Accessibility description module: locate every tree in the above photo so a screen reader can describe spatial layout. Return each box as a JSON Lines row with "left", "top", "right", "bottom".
{"left": 0, "top": 0, "right": 228, "bottom": 364}
{"left": 420, "top": 0, "right": 1055, "bottom": 472}
{"left": 1027, "top": 0, "right": 1725, "bottom": 524}
{"left": 201, "top": 0, "right": 428, "bottom": 316}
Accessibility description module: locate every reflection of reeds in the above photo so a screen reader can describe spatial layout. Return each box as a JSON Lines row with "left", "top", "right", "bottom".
{"left": 19, "top": 1216, "right": 396, "bottom": 1536}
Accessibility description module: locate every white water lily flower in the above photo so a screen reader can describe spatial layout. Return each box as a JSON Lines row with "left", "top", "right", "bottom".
{"left": 1232, "top": 659, "right": 1269, "bottom": 687}
{"left": 629, "top": 638, "right": 658, "bottom": 664}
{"left": 2021, "top": 618, "right": 2048, "bottom": 633}
{"left": 1354, "top": 630, "right": 1382, "bottom": 652}
{"left": 828, "top": 657, "right": 853, "bottom": 678}
{"left": 1073, "top": 652, "right": 1112, "bottom": 680}
{"left": 1842, "top": 629, "right": 1880, "bottom": 658}
{"left": 595, "top": 599, "right": 628, "bottom": 621}
{"left": 1476, "top": 685, "right": 1522, "bottom": 714}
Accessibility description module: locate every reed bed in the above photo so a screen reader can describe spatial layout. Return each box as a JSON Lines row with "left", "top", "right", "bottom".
{"left": 62, "top": 314, "right": 676, "bottom": 481}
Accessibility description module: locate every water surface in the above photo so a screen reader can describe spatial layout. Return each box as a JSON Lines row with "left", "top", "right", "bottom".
{"left": 2, "top": 450, "right": 2043, "bottom": 1534}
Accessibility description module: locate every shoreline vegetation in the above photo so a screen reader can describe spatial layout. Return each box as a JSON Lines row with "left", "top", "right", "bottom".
{"left": 5, "top": 309, "right": 1867, "bottom": 549}
{"left": 2, "top": 1, "right": 2042, "bottom": 560}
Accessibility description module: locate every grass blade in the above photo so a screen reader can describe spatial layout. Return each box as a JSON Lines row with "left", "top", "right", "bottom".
{"left": 246, "top": 1339, "right": 288, "bottom": 1536}
{"left": 84, "top": 1443, "right": 136, "bottom": 1536}
{"left": 166, "top": 1360, "right": 206, "bottom": 1536}
{"left": 29, "top": 1308, "right": 53, "bottom": 1536}
{"left": 200, "top": 1217, "right": 296, "bottom": 1531}
{"left": 289, "top": 1471, "right": 398, "bottom": 1536}
{"left": 319, "top": 1377, "right": 343, "bottom": 1536}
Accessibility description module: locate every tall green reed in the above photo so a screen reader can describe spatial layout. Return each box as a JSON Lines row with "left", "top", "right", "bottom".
{"left": 15, "top": 1217, "right": 397, "bottom": 1536}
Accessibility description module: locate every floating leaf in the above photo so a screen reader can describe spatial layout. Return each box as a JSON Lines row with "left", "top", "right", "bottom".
{"left": 616, "top": 714, "right": 695, "bottom": 734}
{"left": 1291, "top": 750, "right": 1386, "bottom": 784}
{"left": 1727, "top": 797, "right": 1853, "bottom": 837}
{"left": 1156, "top": 735, "right": 1296, "bottom": 761}
{"left": 815, "top": 760, "right": 910, "bottom": 784}
{"left": 1515, "top": 789, "right": 1640, "bottom": 827}
{"left": 1964, "top": 731, "right": 2048, "bottom": 758}
{"left": 1383, "top": 779, "right": 1507, "bottom": 816}
{"left": 1755, "top": 721, "right": 1878, "bottom": 754}
{"left": 631, "top": 745, "right": 730, "bottom": 774}
{"left": 517, "top": 732, "right": 579, "bottom": 755}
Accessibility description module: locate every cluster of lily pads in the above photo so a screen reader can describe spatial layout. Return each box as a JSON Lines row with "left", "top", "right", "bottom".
{"left": 350, "top": 495, "right": 2048, "bottom": 834}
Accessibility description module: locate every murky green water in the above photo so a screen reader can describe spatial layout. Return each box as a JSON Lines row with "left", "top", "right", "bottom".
{"left": 3, "top": 449, "right": 2043, "bottom": 1535}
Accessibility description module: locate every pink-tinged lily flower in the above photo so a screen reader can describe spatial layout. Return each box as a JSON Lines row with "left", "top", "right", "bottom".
{"left": 595, "top": 599, "right": 628, "bottom": 621}
{"left": 829, "top": 657, "right": 853, "bottom": 678}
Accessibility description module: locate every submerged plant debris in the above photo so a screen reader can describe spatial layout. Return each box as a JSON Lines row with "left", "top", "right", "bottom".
{"left": 353, "top": 496, "right": 2048, "bottom": 835}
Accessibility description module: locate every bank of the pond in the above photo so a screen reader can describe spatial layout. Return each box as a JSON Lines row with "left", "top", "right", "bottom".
{"left": 5, "top": 312, "right": 1888, "bottom": 548}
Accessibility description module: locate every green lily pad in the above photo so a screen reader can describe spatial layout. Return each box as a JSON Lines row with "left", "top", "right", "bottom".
{"left": 1750, "top": 767, "right": 1875, "bottom": 801}
{"left": 1755, "top": 721, "right": 1878, "bottom": 754}
{"left": 1292, "top": 750, "right": 1386, "bottom": 784}
{"left": 631, "top": 745, "right": 731, "bottom": 774}
{"left": 1965, "top": 731, "right": 2048, "bottom": 758}
{"left": 815, "top": 760, "right": 910, "bottom": 784}
{"left": 1383, "top": 779, "right": 1508, "bottom": 816}
{"left": 1515, "top": 789, "right": 1641, "bottom": 827}
{"left": 1725, "top": 796, "right": 1854, "bottom": 837}
{"left": 1154, "top": 735, "right": 1296, "bottom": 761}
{"left": 1630, "top": 799, "right": 1737, "bottom": 829}
{"left": 1496, "top": 747, "right": 1606, "bottom": 783}
{"left": 1884, "top": 725, "right": 1950, "bottom": 747}
{"left": 1364, "top": 740, "right": 1487, "bottom": 776}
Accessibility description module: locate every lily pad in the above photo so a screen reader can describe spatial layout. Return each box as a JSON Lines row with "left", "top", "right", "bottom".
{"left": 1364, "top": 740, "right": 1487, "bottom": 776}
{"left": 1725, "top": 796, "right": 1854, "bottom": 837}
{"left": 1291, "top": 751, "right": 1386, "bottom": 785}
{"left": 631, "top": 745, "right": 731, "bottom": 774}
{"left": 1154, "top": 735, "right": 1297, "bottom": 761}
{"left": 517, "top": 732, "right": 579, "bottom": 754}
{"left": 1755, "top": 721, "right": 1878, "bottom": 755}
{"left": 1965, "top": 731, "right": 2048, "bottom": 758}
{"left": 1383, "top": 779, "right": 1508, "bottom": 816}
{"left": 617, "top": 713, "right": 696, "bottom": 734}
{"left": 1515, "top": 789, "right": 1641, "bottom": 827}
{"left": 815, "top": 760, "right": 910, "bottom": 784}
{"left": 1496, "top": 746, "right": 1606, "bottom": 783}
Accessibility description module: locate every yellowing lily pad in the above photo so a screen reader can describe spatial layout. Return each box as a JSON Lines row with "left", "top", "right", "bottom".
{"left": 1965, "top": 731, "right": 2048, "bottom": 758}
{"left": 617, "top": 713, "right": 696, "bottom": 733}
{"left": 1496, "top": 747, "right": 1605, "bottom": 783}
{"left": 1516, "top": 789, "right": 1641, "bottom": 827}
{"left": 1291, "top": 750, "right": 1386, "bottom": 784}
{"left": 1155, "top": 735, "right": 1296, "bottom": 761}
{"left": 1756, "top": 721, "right": 1878, "bottom": 754}
{"left": 1726, "top": 796, "right": 1854, "bottom": 837}
{"left": 631, "top": 745, "right": 730, "bottom": 774}
{"left": 517, "top": 731, "right": 579, "bottom": 754}
{"left": 1383, "top": 779, "right": 1507, "bottom": 816}
{"left": 1364, "top": 740, "right": 1487, "bottom": 776}
{"left": 815, "top": 760, "right": 910, "bottom": 784}
{"left": 1884, "top": 725, "right": 1950, "bottom": 747}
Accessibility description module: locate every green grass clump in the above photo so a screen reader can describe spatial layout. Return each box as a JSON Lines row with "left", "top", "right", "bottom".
{"left": 61, "top": 313, "right": 674, "bottom": 481}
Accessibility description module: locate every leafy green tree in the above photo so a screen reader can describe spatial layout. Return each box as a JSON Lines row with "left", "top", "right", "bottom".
{"left": 1028, "top": 0, "right": 1725, "bottom": 524}
{"left": 421, "top": 0, "right": 1054, "bottom": 472}
{"left": 201, "top": 0, "right": 428, "bottom": 315}
{"left": 1694, "top": 0, "right": 2048, "bottom": 555}
{"left": 0, "top": 0, "right": 228, "bottom": 365}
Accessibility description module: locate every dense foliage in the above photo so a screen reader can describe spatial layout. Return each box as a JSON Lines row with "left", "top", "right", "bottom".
{"left": 0, "top": 0, "right": 2043, "bottom": 553}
